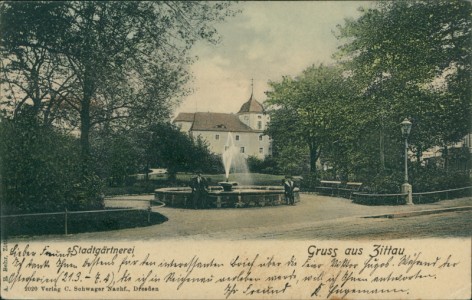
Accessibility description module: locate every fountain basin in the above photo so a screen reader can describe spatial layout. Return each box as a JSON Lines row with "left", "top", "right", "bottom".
{"left": 154, "top": 185, "right": 300, "bottom": 208}
{"left": 219, "top": 181, "right": 238, "bottom": 192}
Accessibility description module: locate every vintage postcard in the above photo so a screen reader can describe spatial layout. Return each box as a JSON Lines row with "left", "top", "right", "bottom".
{"left": 1, "top": 1, "right": 471, "bottom": 299}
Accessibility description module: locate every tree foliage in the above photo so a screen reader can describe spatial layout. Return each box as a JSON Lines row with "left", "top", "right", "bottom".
{"left": 0, "top": 1, "right": 235, "bottom": 212}
{"left": 1, "top": 1, "right": 236, "bottom": 161}
{"left": 146, "top": 123, "right": 223, "bottom": 180}
{"left": 267, "top": 0, "right": 471, "bottom": 191}
{"left": 0, "top": 112, "right": 103, "bottom": 214}
{"left": 88, "top": 122, "right": 222, "bottom": 187}
{"left": 265, "top": 65, "right": 353, "bottom": 177}
{"left": 335, "top": 0, "right": 471, "bottom": 157}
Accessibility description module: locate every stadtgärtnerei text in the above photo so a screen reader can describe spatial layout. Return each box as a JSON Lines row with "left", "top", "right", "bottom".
{"left": 1, "top": 240, "right": 470, "bottom": 299}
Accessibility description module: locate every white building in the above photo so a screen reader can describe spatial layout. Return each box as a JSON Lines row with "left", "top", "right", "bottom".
{"left": 173, "top": 93, "right": 272, "bottom": 158}
{"left": 419, "top": 133, "right": 472, "bottom": 170}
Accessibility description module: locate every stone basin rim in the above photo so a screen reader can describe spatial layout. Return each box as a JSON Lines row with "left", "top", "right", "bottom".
{"left": 154, "top": 185, "right": 300, "bottom": 208}
{"left": 155, "top": 185, "right": 289, "bottom": 193}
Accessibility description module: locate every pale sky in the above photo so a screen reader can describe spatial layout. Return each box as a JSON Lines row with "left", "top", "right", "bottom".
{"left": 175, "top": 1, "right": 374, "bottom": 116}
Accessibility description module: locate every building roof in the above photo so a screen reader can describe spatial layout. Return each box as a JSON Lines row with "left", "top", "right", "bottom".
{"left": 175, "top": 112, "right": 255, "bottom": 132}
{"left": 173, "top": 112, "right": 195, "bottom": 122}
{"left": 238, "top": 93, "right": 264, "bottom": 113}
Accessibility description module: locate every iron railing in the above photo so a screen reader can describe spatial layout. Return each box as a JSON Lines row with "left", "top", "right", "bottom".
{"left": 304, "top": 184, "right": 471, "bottom": 205}
{"left": 1, "top": 199, "right": 165, "bottom": 235}
{"left": 413, "top": 186, "right": 472, "bottom": 204}
{"left": 352, "top": 186, "right": 472, "bottom": 205}
{"left": 352, "top": 192, "right": 408, "bottom": 205}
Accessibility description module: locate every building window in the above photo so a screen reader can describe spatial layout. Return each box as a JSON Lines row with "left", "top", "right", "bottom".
{"left": 240, "top": 147, "right": 245, "bottom": 153}
{"left": 259, "top": 148, "right": 263, "bottom": 154}
{"left": 259, "top": 135, "right": 263, "bottom": 141}
{"left": 235, "top": 135, "right": 240, "bottom": 141}
{"left": 257, "top": 121, "right": 262, "bottom": 129}
{"left": 258, "top": 115, "right": 262, "bottom": 119}
{"left": 215, "top": 134, "right": 219, "bottom": 140}
{"left": 225, "top": 146, "right": 229, "bottom": 151}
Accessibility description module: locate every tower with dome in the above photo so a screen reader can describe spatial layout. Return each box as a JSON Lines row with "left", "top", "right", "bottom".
{"left": 173, "top": 87, "right": 272, "bottom": 158}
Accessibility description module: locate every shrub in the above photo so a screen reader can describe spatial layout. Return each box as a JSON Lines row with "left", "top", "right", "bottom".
{"left": 299, "top": 173, "right": 321, "bottom": 190}
{"left": 248, "top": 156, "right": 281, "bottom": 174}
{"left": 363, "top": 171, "right": 404, "bottom": 194}
{"left": 1, "top": 116, "right": 103, "bottom": 214}
{"left": 411, "top": 166, "right": 470, "bottom": 192}
{"left": 2, "top": 210, "right": 168, "bottom": 237}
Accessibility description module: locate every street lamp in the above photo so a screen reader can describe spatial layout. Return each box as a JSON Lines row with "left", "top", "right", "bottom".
{"left": 400, "top": 118, "right": 413, "bottom": 205}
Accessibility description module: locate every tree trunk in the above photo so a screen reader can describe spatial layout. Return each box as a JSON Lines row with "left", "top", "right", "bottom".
{"left": 379, "top": 126, "right": 385, "bottom": 172}
{"left": 443, "top": 145, "right": 448, "bottom": 172}
{"left": 167, "top": 168, "right": 177, "bottom": 184}
{"left": 80, "top": 67, "right": 94, "bottom": 174}
{"left": 416, "top": 146, "right": 422, "bottom": 166}
{"left": 80, "top": 103, "right": 91, "bottom": 176}
{"left": 31, "top": 66, "right": 41, "bottom": 115}
{"left": 145, "top": 161, "right": 150, "bottom": 182}
{"left": 309, "top": 141, "right": 318, "bottom": 176}
{"left": 378, "top": 73, "right": 385, "bottom": 173}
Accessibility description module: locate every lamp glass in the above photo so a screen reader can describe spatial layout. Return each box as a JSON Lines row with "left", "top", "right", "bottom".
{"left": 401, "top": 118, "right": 412, "bottom": 136}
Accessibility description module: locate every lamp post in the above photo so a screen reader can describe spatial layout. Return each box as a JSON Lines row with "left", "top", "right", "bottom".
{"left": 400, "top": 118, "right": 413, "bottom": 205}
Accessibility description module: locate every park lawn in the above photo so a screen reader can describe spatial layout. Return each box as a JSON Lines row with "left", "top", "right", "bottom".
{"left": 173, "top": 172, "right": 286, "bottom": 186}
{"left": 137, "top": 172, "right": 285, "bottom": 185}
{"left": 105, "top": 173, "right": 287, "bottom": 196}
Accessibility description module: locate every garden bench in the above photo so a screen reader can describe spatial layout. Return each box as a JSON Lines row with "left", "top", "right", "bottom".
{"left": 316, "top": 181, "right": 363, "bottom": 199}
{"left": 342, "top": 182, "right": 363, "bottom": 199}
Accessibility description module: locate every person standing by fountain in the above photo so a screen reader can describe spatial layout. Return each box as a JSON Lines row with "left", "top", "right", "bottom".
{"left": 284, "top": 175, "right": 295, "bottom": 205}
{"left": 191, "top": 172, "right": 208, "bottom": 209}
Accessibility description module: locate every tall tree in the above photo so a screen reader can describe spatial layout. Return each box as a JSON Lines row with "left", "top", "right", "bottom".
{"left": 1, "top": 41, "right": 78, "bottom": 127}
{"left": 145, "top": 123, "right": 220, "bottom": 181}
{"left": 266, "top": 65, "right": 353, "bottom": 177}
{"left": 1, "top": 1, "right": 237, "bottom": 167}
{"left": 335, "top": 0, "right": 471, "bottom": 164}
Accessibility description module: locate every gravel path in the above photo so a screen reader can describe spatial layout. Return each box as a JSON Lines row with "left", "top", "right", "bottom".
{"left": 14, "top": 194, "right": 471, "bottom": 241}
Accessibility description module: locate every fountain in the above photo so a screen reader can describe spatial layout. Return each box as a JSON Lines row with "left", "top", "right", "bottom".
{"left": 154, "top": 132, "right": 299, "bottom": 208}
{"left": 219, "top": 132, "right": 246, "bottom": 191}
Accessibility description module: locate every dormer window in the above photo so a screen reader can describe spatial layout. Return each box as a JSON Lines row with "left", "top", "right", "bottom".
{"left": 215, "top": 124, "right": 226, "bottom": 129}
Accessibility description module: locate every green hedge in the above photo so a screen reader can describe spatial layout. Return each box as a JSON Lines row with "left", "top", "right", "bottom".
{"left": 1, "top": 116, "right": 103, "bottom": 214}
{"left": 1, "top": 210, "right": 168, "bottom": 237}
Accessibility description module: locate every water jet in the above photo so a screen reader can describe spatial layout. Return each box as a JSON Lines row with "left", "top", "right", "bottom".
{"left": 155, "top": 132, "right": 299, "bottom": 208}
